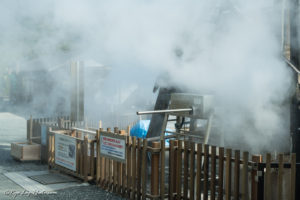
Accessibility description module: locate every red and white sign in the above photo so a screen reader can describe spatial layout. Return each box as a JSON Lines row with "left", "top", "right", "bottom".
{"left": 100, "top": 133, "right": 126, "bottom": 163}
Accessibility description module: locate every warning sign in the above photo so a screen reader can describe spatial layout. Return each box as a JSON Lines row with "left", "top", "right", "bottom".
{"left": 100, "top": 132, "right": 126, "bottom": 163}
{"left": 55, "top": 133, "right": 77, "bottom": 171}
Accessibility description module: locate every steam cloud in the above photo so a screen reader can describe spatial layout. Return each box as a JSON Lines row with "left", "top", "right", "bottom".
{"left": 0, "top": 0, "right": 294, "bottom": 153}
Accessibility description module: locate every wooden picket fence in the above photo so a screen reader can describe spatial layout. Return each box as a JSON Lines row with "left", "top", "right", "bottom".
{"left": 47, "top": 127, "right": 297, "bottom": 200}
{"left": 48, "top": 130, "right": 97, "bottom": 182}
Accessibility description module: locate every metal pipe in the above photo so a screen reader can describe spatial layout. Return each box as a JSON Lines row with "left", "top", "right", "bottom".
{"left": 137, "top": 108, "right": 192, "bottom": 115}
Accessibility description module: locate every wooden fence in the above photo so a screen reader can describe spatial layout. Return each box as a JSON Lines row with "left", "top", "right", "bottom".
{"left": 48, "top": 130, "right": 97, "bottom": 181}
{"left": 48, "top": 128, "right": 297, "bottom": 200}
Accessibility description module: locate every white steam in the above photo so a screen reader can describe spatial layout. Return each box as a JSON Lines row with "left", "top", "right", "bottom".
{"left": 0, "top": 0, "right": 294, "bottom": 153}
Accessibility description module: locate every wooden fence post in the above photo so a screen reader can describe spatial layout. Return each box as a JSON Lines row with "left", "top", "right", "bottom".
{"left": 203, "top": 144, "right": 209, "bottom": 200}
{"left": 169, "top": 140, "right": 175, "bottom": 199}
{"left": 183, "top": 141, "right": 189, "bottom": 199}
{"left": 196, "top": 143, "right": 203, "bottom": 200}
{"left": 176, "top": 140, "right": 182, "bottom": 200}
{"left": 84, "top": 135, "right": 88, "bottom": 182}
{"left": 264, "top": 153, "right": 271, "bottom": 200}
{"left": 132, "top": 137, "right": 137, "bottom": 198}
{"left": 211, "top": 146, "right": 217, "bottom": 200}
{"left": 218, "top": 147, "right": 225, "bottom": 200}
{"left": 151, "top": 141, "right": 160, "bottom": 197}
{"left": 225, "top": 149, "right": 232, "bottom": 200}
{"left": 251, "top": 155, "right": 262, "bottom": 200}
{"left": 160, "top": 140, "right": 165, "bottom": 200}
{"left": 242, "top": 152, "right": 249, "bottom": 200}
{"left": 127, "top": 136, "right": 132, "bottom": 198}
{"left": 136, "top": 138, "right": 142, "bottom": 200}
{"left": 234, "top": 150, "right": 240, "bottom": 200}
{"left": 141, "top": 139, "right": 148, "bottom": 200}
{"left": 96, "top": 130, "right": 100, "bottom": 184}
{"left": 189, "top": 142, "right": 195, "bottom": 200}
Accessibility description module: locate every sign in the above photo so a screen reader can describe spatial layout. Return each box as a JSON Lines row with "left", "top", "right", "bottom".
{"left": 55, "top": 133, "right": 77, "bottom": 171}
{"left": 100, "top": 132, "right": 126, "bottom": 163}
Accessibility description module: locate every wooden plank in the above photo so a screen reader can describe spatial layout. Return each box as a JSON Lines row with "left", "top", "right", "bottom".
{"left": 76, "top": 142, "right": 80, "bottom": 175}
{"left": 84, "top": 136, "right": 89, "bottom": 182}
{"left": 291, "top": 153, "right": 296, "bottom": 200}
{"left": 225, "top": 149, "right": 232, "bottom": 200}
{"left": 189, "top": 142, "right": 195, "bottom": 200}
{"left": 242, "top": 152, "right": 249, "bottom": 200}
{"left": 218, "top": 147, "right": 224, "bottom": 200}
{"left": 141, "top": 139, "right": 148, "bottom": 200}
{"left": 80, "top": 142, "right": 84, "bottom": 177}
{"left": 277, "top": 154, "right": 283, "bottom": 200}
{"left": 136, "top": 138, "right": 142, "bottom": 200}
{"left": 234, "top": 150, "right": 240, "bottom": 200}
{"left": 196, "top": 143, "right": 202, "bottom": 200}
{"left": 264, "top": 153, "right": 271, "bottom": 200}
{"left": 203, "top": 144, "right": 209, "bottom": 200}
{"left": 132, "top": 137, "right": 137, "bottom": 199}
{"left": 113, "top": 161, "right": 117, "bottom": 192}
{"left": 127, "top": 136, "right": 132, "bottom": 198}
{"left": 176, "top": 140, "right": 182, "bottom": 200}
{"left": 169, "top": 140, "right": 175, "bottom": 199}
{"left": 160, "top": 140, "right": 165, "bottom": 200}
{"left": 96, "top": 131, "right": 100, "bottom": 184}
{"left": 151, "top": 142, "right": 160, "bottom": 197}
{"left": 183, "top": 141, "right": 189, "bottom": 199}
{"left": 91, "top": 141, "right": 95, "bottom": 179}
{"left": 210, "top": 146, "right": 216, "bottom": 200}
{"left": 251, "top": 155, "right": 261, "bottom": 200}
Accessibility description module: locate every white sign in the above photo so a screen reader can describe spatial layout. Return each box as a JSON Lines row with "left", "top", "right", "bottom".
{"left": 100, "top": 132, "right": 126, "bottom": 163}
{"left": 55, "top": 134, "right": 77, "bottom": 171}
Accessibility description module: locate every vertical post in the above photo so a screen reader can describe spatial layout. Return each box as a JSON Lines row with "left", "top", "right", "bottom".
{"left": 132, "top": 137, "right": 137, "bottom": 198}
{"left": 84, "top": 135, "right": 88, "bottom": 182}
{"left": 141, "top": 139, "right": 148, "bottom": 200}
{"left": 160, "top": 140, "right": 165, "bottom": 200}
{"left": 251, "top": 155, "right": 261, "bottom": 200}
{"left": 189, "top": 142, "right": 195, "bottom": 200}
{"left": 169, "top": 140, "right": 175, "bottom": 199}
{"left": 91, "top": 140, "right": 95, "bottom": 179}
{"left": 176, "top": 140, "right": 182, "bottom": 200}
{"left": 242, "top": 152, "right": 249, "bottom": 200}
{"left": 196, "top": 143, "right": 203, "bottom": 200}
{"left": 183, "top": 141, "right": 189, "bottom": 199}
{"left": 96, "top": 130, "right": 100, "bottom": 184}
{"left": 203, "top": 144, "right": 209, "bottom": 200}
{"left": 225, "top": 149, "right": 232, "bottom": 200}
{"left": 127, "top": 136, "right": 132, "bottom": 198}
{"left": 151, "top": 141, "right": 160, "bottom": 197}
{"left": 218, "top": 147, "right": 225, "bottom": 200}
{"left": 211, "top": 146, "right": 217, "bottom": 200}
{"left": 136, "top": 138, "right": 142, "bottom": 200}
{"left": 234, "top": 150, "right": 240, "bottom": 200}
{"left": 264, "top": 154, "right": 271, "bottom": 200}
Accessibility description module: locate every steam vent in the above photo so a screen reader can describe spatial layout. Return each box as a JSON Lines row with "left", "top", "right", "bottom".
{"left": 1, "top": 1, "right": 300, "bottom": 200}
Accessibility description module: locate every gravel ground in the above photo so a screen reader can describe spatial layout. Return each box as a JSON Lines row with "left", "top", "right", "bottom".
{"left": 0, "top": 112, "right": 123, "bottom": 200}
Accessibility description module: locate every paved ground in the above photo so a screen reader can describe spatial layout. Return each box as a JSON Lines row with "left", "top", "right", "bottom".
{"left": 0, "top": 112, "right": 123, "bottom": 200}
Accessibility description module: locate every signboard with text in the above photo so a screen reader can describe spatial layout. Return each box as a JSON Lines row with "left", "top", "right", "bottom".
{"left": 100, "top": 132, "right": 126, "bottom": 163}
{"left": 55, "top": 133, "right": 77, "bottom": 171}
